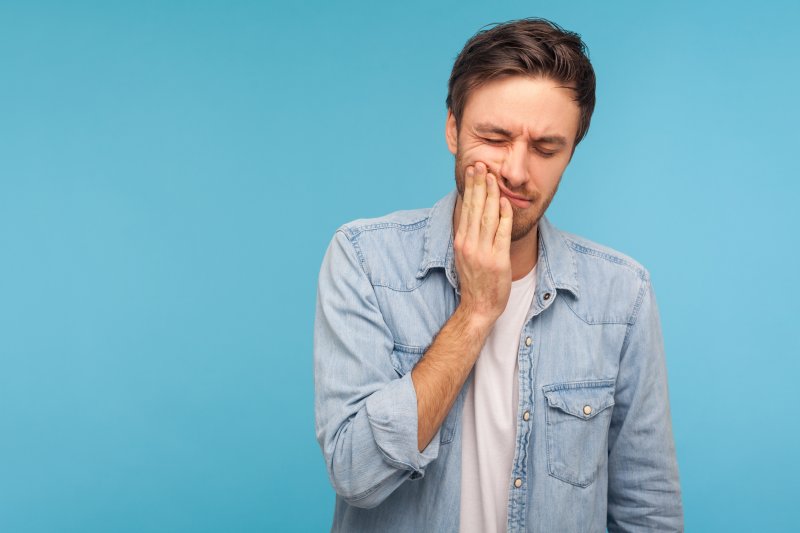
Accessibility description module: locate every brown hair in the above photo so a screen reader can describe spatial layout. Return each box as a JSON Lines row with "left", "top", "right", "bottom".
{"left": 446, "top": 17, "right": 596, "bottom": 148}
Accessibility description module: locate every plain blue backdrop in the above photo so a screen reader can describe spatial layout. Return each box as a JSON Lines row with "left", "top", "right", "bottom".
{"left": 1, "top": 1, "right": 798, "bottom": 531}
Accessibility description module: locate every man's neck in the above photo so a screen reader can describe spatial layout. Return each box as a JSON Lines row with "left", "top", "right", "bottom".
{"left": 509, "top": 224, "right": 538, "bottom": 281}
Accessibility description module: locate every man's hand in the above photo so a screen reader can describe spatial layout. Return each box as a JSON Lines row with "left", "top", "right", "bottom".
{"left": 453, "top": 161, "right": 514, "bottom": 330}
{"left": 411, "top": 161, "right": 514, "bottom": 452}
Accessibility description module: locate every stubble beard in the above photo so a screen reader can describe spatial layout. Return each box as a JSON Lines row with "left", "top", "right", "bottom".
{"left": 453, "top": 151, "right": 558, "bottom": 242}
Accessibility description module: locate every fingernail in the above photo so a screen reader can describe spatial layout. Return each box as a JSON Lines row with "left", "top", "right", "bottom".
{"left": 466, "top": 166, "right": 474, "bottom": 177}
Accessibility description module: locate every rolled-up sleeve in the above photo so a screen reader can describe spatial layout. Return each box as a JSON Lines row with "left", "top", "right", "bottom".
{"left": 607, "top": 274, "right": 684, "bottom": 531}
{"left": 313, "top": 229, "right": 440, "bottom": 509}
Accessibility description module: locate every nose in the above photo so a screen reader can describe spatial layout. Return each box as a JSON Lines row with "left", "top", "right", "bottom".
{"left": 498, "top": 141, "right": 527, "bottom": 190}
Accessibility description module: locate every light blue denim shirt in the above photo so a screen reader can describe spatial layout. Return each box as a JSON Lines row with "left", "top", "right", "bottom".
{"left": 314, "top": 188, "right": 683, "bottom": 532}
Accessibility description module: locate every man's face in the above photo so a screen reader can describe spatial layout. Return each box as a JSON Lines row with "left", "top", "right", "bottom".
{"left": 446, "top": 76, "right": 580, "bottom": 242}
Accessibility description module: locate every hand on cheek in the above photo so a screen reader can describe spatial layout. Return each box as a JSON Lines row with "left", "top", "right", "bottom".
{"left": 453, "top": 161, "right": 514, "bottom": 329}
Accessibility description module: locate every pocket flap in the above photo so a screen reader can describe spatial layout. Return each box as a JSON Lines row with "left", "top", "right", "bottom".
{"left": 389, "top": 342, "right": 427, "bottom": 376}
{"left": 542, "top": 379, "right": 616, "bottom": 420}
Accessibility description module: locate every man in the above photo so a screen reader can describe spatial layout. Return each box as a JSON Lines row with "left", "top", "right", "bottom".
{"left": 314, "top": 17, "right": 683, "bottom": 532}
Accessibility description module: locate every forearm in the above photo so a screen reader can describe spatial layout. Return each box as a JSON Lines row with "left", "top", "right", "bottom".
{"left": 411, "top": 305, "right": 491, "bottom": 451}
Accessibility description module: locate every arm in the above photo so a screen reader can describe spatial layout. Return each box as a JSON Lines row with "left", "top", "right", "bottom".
{"left": 412, "top": 162, "right": 513, "bottom": 451}
{"left": 607, "top": 275, "right": 684, "bottom": 531}
{"left": 411, "top": 307, "right": 490, "bottom": 451}
{"left": 314, "top": 163, "right": 512, "bottom": 507}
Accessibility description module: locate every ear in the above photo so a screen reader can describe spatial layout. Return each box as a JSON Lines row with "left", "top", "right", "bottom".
{"left": 445, "top": 109, "right": 458, "bottom": 156}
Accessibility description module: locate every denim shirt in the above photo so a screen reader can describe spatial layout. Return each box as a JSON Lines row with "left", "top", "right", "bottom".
{"left": 314, "top": 188, "right": 683, "bottom": 532}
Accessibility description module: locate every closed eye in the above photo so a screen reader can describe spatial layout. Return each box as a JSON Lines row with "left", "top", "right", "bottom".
{"left": 482, "top": 136, "right": 557, "bottom": 157}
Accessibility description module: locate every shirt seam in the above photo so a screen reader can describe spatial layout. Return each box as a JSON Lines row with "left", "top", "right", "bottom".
{"left": 619, "top": 275, "right": 651, "bottom": 354}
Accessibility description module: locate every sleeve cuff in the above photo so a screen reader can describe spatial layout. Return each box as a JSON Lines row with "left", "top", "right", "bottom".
{"left": 365, "top": 372, "right": 441, "bottom": 477}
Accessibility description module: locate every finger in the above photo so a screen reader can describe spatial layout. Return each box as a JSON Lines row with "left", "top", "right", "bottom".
{"left": 493, "top": 195, "right": 513, "bottom": 254}
{"left": 466, "top": 162, "right": 487, "bottom": 245}
{"left": 479, "top": 172, "right": 500, "bottom": 252}
{"left": 455, "top": 165, "right": 473, "bottom": 244}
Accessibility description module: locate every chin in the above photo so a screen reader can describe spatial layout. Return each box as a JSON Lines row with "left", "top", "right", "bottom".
{"left": 508, "top": 204, "right": 536, "bottom": 237}
{"left": 511, "top": 219, "right": 537, "bottom": 242}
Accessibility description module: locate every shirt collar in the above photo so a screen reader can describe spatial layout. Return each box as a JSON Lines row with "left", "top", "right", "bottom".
{"left": 416, "top": 188, "right": 458, "bottom": 283}
{"left": 416, "top": 187, "right": 581, "bottom": 299}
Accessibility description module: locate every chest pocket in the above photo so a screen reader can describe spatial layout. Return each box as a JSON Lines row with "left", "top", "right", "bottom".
{"left": 390, "top": 342, "right": 458, "bottom": 445}
{"left": 542, "top": 379, "right": 616, "bottom": 487}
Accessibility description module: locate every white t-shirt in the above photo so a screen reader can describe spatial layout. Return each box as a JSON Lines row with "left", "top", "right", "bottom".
{"left": 459, "top": 264, "right": 537, "bottom": 533}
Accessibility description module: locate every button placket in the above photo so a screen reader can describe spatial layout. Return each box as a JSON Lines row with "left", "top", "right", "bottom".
{"left": 509, "top": 320, "right": 537, "bottom": 531}
{"left": 519, "top": 334, "right": 534, "bottom": 425}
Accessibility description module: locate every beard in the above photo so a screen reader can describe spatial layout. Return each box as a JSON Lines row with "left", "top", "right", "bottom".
{"left": 453, "top": 150, "right": 558, "bottom": 242}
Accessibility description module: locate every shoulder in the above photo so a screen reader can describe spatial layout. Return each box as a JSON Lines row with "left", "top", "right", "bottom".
{"left": 560, "top": 228, "right": 650, "bottom": 283}
{"left": 329, "top": 206, "right": 434, "bottom": 289}
{"left": 337, "top": 206, "right": 432, "bottom": 241}
{"left": 548, "top": 222, "right": 652, "bottom": 325}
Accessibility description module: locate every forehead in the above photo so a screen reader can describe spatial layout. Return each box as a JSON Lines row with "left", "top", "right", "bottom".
{"left": 461, "top": 76, "right": 580, "bottom": 141}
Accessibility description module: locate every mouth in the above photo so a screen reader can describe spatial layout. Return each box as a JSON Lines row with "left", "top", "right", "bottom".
{"left": 497, "top": 182, "right": 532, "bottom": 209}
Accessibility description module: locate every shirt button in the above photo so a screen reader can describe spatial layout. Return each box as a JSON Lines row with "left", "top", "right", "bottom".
{"left": 514, "top": 478, "right": 523, "bottom": 488}
{"left": 583, "top": 405, "right": 592, "bottom": 415}
{"left": 543, "top": 292, "right": 551, "bottom": 300}
{"left": 523, "top": 410, "right": 530, "bottom": 421}
{"left": 525, "top": 337, "right": 532, "bottom": 347}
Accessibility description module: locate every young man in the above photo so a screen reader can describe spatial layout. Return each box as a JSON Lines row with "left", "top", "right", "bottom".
{"left": 314, "top": 18, "right": 683, "bottom": 532}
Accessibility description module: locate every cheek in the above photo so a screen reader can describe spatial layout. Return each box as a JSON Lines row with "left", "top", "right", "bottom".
{"left": 459, "top": 143, "right": 505, "bottom": 166}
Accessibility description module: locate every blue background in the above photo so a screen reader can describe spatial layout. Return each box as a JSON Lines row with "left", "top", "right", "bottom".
{"left": 1, "top": 1, "right": 798, "bottom": 531}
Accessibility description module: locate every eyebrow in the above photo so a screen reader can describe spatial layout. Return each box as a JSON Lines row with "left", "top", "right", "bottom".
{"left": 474, "top": 122, "right": 568, "bottom": 147}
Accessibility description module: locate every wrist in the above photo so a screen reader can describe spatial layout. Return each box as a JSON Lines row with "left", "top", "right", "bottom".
{"left": 453, "top": 304, "right": 495, "bottom": 339}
